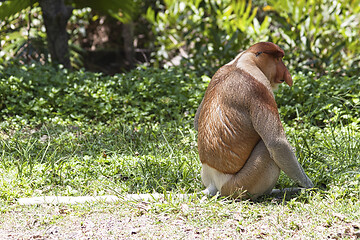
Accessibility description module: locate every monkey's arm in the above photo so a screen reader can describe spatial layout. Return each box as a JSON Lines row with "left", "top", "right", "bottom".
{"left": 250, "top": 104, "right": 314, "bottom": 188}
{"left": 194, "top": 98, "right": 205, "bottom": 131}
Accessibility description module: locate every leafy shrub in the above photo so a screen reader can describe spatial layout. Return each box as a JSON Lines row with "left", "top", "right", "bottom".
{"left": 0, "top": 5, "right": 49, "bottom": 66}
{"left": 265, "top": 0, "right": 360, "bottom": 73}
{"left": 146, "top": 0, "right": 360, "bottom": 75}
{"left": 1, "top": 63, "right": 359, "bottom": 128}
{"left": 0, "top": 63, "right": 206, "bottom": 124}
{"left": 146, "top": 0, "right": 269, "bottom": 75}
{"left": 276, "top": 70, "right": 360, "bottom": 126}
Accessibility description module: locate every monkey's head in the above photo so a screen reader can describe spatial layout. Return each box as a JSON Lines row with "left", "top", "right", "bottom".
{"left": 248, "top": 42, "right": 293, "bottom": 88}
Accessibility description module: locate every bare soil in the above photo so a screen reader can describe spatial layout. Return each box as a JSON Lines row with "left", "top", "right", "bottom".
{"left": 1, "top": 197, "right": 360, "bottom": 239}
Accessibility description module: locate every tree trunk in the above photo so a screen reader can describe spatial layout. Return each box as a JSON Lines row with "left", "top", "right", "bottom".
{"left": 122, "top": 21, "right": 135, "bottom": 69}
{"left": 39, "top": 0, "right": 73, "bottom": 68}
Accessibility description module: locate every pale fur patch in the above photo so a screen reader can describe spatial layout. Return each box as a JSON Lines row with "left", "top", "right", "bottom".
{"left": 201, "top": 164, "right": 233, "bottom": 196}
{"left": 225, "top": 51, "right": 244, "bottom": 65}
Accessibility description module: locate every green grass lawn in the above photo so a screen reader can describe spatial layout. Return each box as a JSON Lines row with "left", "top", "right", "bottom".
{"left": 1, "top": 119, "right": 359, "bottom": 207}
{"left": 0, "top": 121, "right": 202, "bottom": 202}
{"left": 0, "top": 64, "right": 359, "bottom": 238}
{"left": 1, "top": 118, "right": 359, "bottom": 203}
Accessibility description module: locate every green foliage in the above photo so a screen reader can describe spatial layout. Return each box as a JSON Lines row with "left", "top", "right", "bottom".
{"left": 0, "top": 0, "right": 134, "bottom": 22}
{"left": 276, "top": 70, "right": 360, "bottom": 126}
{"left": 0, "top": 0, "right": 134, "bottom": 67}
{"left": 0, "top": 63, "right": 205, "bottom": 124}
{"left": 0, "top": 0, "right": 34, "bottom": 21}
{"left": 146, "top": 0, "right": 269, "bottom": 75}
{"left": 2, "top": 63, "right": 358, "bottom": 128}
{"left": 0, "top": 4, "right": 49, "bottom": 65}
{"left": 2, "top": 0, "right": 359, "bottom": 74}
{"left": 264, "top": 0, "right": 360, "bottom": 72}
{"left": 70, "top": 0, "right": 134, "bottom": 23}
{"left": 146, "top": 0, "right": 360, "bottom": 74}
{"left": 0, "top": 64, "right": 359, "bottom": 202}
{"left": 0, "top": 0, "right": 359, "bottom": 207}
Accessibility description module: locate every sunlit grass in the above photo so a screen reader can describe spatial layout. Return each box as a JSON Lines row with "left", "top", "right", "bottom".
{"left": 1, "top": 117, "right": 359, "bottom": 206}
{"left": 0, "top": 120, "right": 203, "bottom": 203}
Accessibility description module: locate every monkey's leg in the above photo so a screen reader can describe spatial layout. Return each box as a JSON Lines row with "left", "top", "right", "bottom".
{"left": 221, "top": 140, "right": 280, "bottom": 199}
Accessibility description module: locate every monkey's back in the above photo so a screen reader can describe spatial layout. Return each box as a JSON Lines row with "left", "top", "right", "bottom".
{"left": 197, "top": 65, "right": 272, "bottom": 174}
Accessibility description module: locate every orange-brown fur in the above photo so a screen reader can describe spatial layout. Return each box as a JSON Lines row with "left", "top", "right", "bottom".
{"left": 198, "top": 66, "right": 278, "bottom": 174}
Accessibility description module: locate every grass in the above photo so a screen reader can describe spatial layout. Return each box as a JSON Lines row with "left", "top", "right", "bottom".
{"left": 0, "top": 120, "right": 203, "bottom": 204}
{"left": 0, "top": 111, "right": 359, "bottom": 239}
{"left": 0, "top": 117, "right": 359, "bottom": 203}
{"left": 0, "top": 64, "right": 359, "bottom": 238}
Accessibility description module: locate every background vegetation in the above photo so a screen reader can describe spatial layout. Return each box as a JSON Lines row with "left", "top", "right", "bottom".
{"left": 0, "top": 0, "right": 359, "bottom": 210}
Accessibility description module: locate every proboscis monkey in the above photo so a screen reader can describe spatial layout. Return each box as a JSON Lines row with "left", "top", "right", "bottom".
{"left": 194, "top": 42, "right": 314, "bottom": 199}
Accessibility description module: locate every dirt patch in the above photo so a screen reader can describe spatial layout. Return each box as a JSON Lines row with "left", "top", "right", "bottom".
{"left": 1, "top": 198, "right": 360, "bottom": 239}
